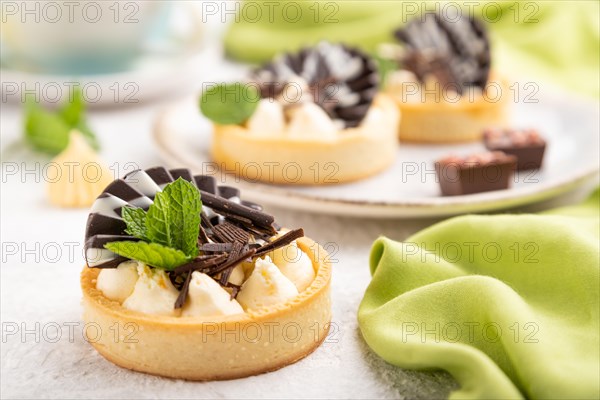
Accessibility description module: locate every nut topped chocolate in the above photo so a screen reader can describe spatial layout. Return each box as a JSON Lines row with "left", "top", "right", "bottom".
{"left": 394, "top": 12, "right": 491, "bottom": 94}
{"left": 483, "top": 128, "right": 547, "bottom": 170}
{"left": 252, "top": 41, "right": 379, "bottom": 128}
{"left": 84, "top": 167, "right": 316, "bottom": 317}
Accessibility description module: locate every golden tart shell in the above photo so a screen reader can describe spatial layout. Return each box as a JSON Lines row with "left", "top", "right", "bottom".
{"left": 210, "top": 94, "right": 400, "bottom": 185}
{"left": 81, "top": 237, "right": 331, "bottom": 380}
{"left": 386, "top": 74, "right": 510, "bottom": 143}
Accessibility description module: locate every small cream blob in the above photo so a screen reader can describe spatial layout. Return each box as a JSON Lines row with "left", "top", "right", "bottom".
{"left": 47, "top": 130, "right": 113, "bottom": 207}
{"left": 96, "top": 260, "right": 140, "bottom": 303}
{"left": 246, "top": 99, "right": 286, "bottom": 134}
{"left": 286, "top": 102, "right": 338, "bottom": 137}
{"left": 123, "top": 264, "right": 180, "bottom": 316}
{"left": 270, "top": 241, "right": 315, "bottom": 292}
{"left": 182, "top": 272, "right": 244, "bottom": 317}
{"left": 237, "top": 256, "right": 299, "bottom": 310}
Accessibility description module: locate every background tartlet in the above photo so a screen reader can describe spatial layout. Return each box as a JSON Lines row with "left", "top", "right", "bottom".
{"left": 385, "top": 12, "right": 508, "bottom": 143}
{"left": 204, "top": 42, "right": 400, "bottom": 185}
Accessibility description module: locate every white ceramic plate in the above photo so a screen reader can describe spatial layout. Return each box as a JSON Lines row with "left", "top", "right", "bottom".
{"left": 153, "top": 87, "right": 599, "bottom": 218}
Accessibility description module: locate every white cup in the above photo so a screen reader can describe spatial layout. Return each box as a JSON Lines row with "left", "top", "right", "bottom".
{"left": 1, "top": 0, "right": 171, "bottom": 74}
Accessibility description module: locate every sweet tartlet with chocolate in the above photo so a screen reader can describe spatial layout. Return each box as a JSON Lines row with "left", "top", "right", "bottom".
{"left": 81, "top": 167, "right": 332, "bottom": 380}
{"left": 201, "top": 41, "right": 400, "bottom": 185}
{"left": 384, "top": 12, "right": 509, "bottom": 143}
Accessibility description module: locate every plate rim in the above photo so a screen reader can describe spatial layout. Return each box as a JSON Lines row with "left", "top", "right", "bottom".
{"left": 152, "top": 94, "right": 600, "bottom": 218}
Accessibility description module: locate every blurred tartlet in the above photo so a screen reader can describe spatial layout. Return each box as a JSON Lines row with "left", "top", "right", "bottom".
{"left": 384, "top": 12, "right": 509, "bottom": 143}
{"left": 81, "top": 167, "right": 331, "bottom": 380}
{"left": 202, "top": 42, "right": 400, "bottom": 185}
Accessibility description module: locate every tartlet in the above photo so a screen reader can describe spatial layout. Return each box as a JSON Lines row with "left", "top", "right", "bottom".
{"left": 205, "top": 42, "right": 400, "bottom": 185}
{"left": 81, "top": 167, "right": 332, "bottom": 380}
{"left": 384, "top": 12, "right": 508, "bottom": 143}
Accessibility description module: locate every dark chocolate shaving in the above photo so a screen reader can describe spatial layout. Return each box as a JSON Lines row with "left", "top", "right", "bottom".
{"left": 205, "top": 248, "right": 256, "bottom": 277}
{"left": 221, "top": 211, "right": 254, "bottom": 226}
{"left": 212, "top": 221, "right": 251, "bottom": 244}
{"left": 255, "top": 228, "right": 305, "bottom": 257}
{"left": 199, "top": 191, "right": 275, "bottom": 232}
{"left": 174, "top": 272, "right": 192, "bottom": 309}
{"left": 241, "top": 200, "right": 263, "bottom": 211}
{"left": 200, "top": 211, "right": 215, "bottom": 230}
{"left": 173, "top": 253, "right": 229, "bottom": 275}
{"left": 200, "top": 243, "right": 233, "bottom": 253}
{"left": 224, "top": 282, "right": 242, "bottom": 300}
{"left": 198, "top": 224, "right": 210, "bottom": 244}
{"left": 219, "top": 241, "right": 245, "bottom": 285}
{"left": 395, "top": 12, "right": 490, "bottom": 93}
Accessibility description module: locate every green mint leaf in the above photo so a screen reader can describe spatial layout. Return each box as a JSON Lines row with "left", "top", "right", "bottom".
{"left": 145, "top": 178, "right": 201, "bottom": 257}
{"left": 122, "top": 206, "right": 148, "bottom": 240}
{"left": 76, "top": 121, "right": 100, "bottom": 151}
{"left": 59, "top": 86, "right": 85, "bottom": 126}
{"left": 23, "top": 87, "right": 99, "bottom": 154}
{"left": 199, "top": 82, "right": 260, "bottom": 125}
{"left": 24, "top": 97, "right": 71, "bottom": 154}
{"left": 104, "top": 241, "right": 191, "bottom": 271}
{"left": 373, "top": 53, "right": 397, "bottom": 86}
{"left": 60, "top": 86, "right": 100, "bottom": 151}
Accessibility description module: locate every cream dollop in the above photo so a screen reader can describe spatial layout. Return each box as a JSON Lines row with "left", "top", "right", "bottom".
{"left": 122, "top": 265, "right": 180, "bottom": 316}
{"left": 182, "top": 272, "right": 244, "bottom": 317}
{"left": 47, "top": 130, "right": 113, "bottom": 207}
{"left": 96, "top": 260, "right": 139, "bottom": 302}
{"left": 237, "top": 256, "right": 299, "bottom": 310}
{"left": 286, "top": 102, "right": 338, "bottom": 137}
{"left": 246, "top": 99, "right": 286, "bottom": 134}
{"left": 270, "top": 241, "right": 315, "bottom": 292}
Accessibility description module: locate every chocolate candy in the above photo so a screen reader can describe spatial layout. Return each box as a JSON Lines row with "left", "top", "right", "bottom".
{"left": 483, "top": 128, "right": 546, "bottom": 170}
{"left": 435, "top": 151, "right": 517, "bottom": 196}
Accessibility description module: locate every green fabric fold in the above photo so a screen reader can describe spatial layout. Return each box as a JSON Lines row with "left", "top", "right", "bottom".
{"left": 225, "top": 1, "right": 600, "bottom": 98}
{"left": 358, "top": 189, "right": 600, "bottom": 399}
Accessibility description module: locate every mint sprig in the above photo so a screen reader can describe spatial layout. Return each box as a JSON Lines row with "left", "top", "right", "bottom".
{"left": 122, "top": 207, "right": 148, "bottom": 241}
{"left": 199, "top": 82, "right": 260, "bottom": 125}
{"left": 106, "top": 178, "right": 202, "bottom": 270}
{"left": 104, "top": 241, "right": 190, "bottom": 271}
{"left": 24, "top": 87, "right": 99, "bottom": 154}
{"left": 146, "top": 178, "right": 201, "bottom": 257}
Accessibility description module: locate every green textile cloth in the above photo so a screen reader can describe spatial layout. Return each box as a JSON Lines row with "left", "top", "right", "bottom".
{"left": 224, "top": 1, "right": 600, "bottom": 98}
{"left": 358, "top": 188, "right": 600, "bottom": 399}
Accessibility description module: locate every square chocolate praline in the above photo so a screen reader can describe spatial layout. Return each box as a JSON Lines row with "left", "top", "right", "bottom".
{"left": 435, "top": 155, "right": 517, "bottom": 196}
{"left": 483, "top": 129, "right": 547, "bottom": 170}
